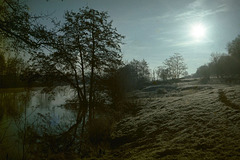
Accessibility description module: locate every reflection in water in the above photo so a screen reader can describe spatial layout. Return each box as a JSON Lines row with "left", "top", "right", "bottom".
{"left": 0, "top": 87, "right": 76, "bottom": 160}
{"left": 0, "top": 90, "right": 28, "bottom": 119}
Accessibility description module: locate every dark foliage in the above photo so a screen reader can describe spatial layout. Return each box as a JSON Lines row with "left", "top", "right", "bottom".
{"left": 0, "top": 54, "right": 28, "bottom": 88}
{"left": 195, "top": 35, "right": 240, "bottom": 83}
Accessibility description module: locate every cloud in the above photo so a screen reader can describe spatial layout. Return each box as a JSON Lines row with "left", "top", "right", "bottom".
{"left": 170, "top": 41, "right": 196, "bottom": 47}
{"left": 170, "top": 38, "right": 214, "bottom": 47}
{"left": 156, "top": 37, "right": 174, "bottom": 43}
{"left": 175, "top": 2, "right": 228, "bottom": 21}
{"left": 188, "top": 0, "right": 205, "bottom": 9}
{"left": 141, "top": 14, "right": 171, "bottom": 22}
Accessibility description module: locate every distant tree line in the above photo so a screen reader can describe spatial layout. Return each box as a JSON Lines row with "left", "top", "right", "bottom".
{"left": 195, "top": 35, "right": 240, "bottom": 83}
{"left": 0, "top": 52, "right": 27, "bottom": 88}
{"left": 152, "top": 53, "right": 188, "bottom": 81}
{"left": 97, "top": 53, "right": 188, "bottom": 103}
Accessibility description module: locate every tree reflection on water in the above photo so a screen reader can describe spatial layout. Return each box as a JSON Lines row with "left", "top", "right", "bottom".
{"left": 0, "top": 87, "right": 76, "bottom": 160}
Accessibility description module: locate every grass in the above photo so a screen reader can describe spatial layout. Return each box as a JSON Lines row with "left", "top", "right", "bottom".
{"left": 103, "top": 83, "right": 240, "bottom": 159}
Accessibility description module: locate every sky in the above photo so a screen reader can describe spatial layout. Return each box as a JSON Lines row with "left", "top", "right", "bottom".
{"left": 27, "top": 0, "right": 240, "bottom": 74}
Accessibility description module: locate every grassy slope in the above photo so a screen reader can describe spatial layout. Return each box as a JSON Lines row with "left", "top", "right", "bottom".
{"left": 99, "top": 81, "right": 240, "bottom": 160}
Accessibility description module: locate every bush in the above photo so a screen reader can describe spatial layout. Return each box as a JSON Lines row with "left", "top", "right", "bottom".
{"left": 157, "top": 88, "right": 167, "bottom": 94}
{"left": 86, "top": 116, "right": 113, "bottom": 157}
{"left": 199, "top": 77, "right": 210, "bottom": 84}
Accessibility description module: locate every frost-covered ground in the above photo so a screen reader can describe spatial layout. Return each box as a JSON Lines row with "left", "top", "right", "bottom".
{"left": 102, "top": 80, "right": 240, "bottom": 160}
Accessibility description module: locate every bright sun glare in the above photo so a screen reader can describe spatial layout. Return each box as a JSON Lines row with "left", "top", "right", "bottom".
{"left": 190, "top": 23, "right": 206, "bottom": 40}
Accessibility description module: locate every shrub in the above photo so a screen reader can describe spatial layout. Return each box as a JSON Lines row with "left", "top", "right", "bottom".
{"left": 157, "top": 88, "right": 167, "bottom": 94}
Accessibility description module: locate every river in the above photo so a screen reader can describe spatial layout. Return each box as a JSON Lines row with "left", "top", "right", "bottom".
{"left": 0, "top": 86, "right": 77, "bottom": 159}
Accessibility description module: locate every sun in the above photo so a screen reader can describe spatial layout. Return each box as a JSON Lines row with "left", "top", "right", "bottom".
{"left": 190, "top": 23, "right": 206, "bottom": 40}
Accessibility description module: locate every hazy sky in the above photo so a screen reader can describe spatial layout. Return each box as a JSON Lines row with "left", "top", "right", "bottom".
{"left": 27, "top": 0, "right": 240, "bottom": 74}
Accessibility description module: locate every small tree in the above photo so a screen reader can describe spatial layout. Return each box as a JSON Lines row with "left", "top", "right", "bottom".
{"left": 151, "top": 68, "right": 157, "bottom": 81}
{"left": 128, "top": 59, "right": 150, "bottom": 88}
{"left": 196, "top": 65, "right": 210, "bottom": 78}
{"left": 129, "top": 59, "right": 150, "bottom": 80}
{"left": 163, "top": 53, "right": 187, "bottom": 79}
{"left": 156, "top": 66, "right": 169, "bottom": 81}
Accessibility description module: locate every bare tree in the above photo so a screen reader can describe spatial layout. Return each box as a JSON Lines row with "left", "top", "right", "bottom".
{"left": 163, "top": 53, "right": 187, "bottom": 79}
{"left": 156, "top": 66, "right": 168, "bottom": 81}
{"left": 151, "top": 68, "right": 156, "bottom": 81}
